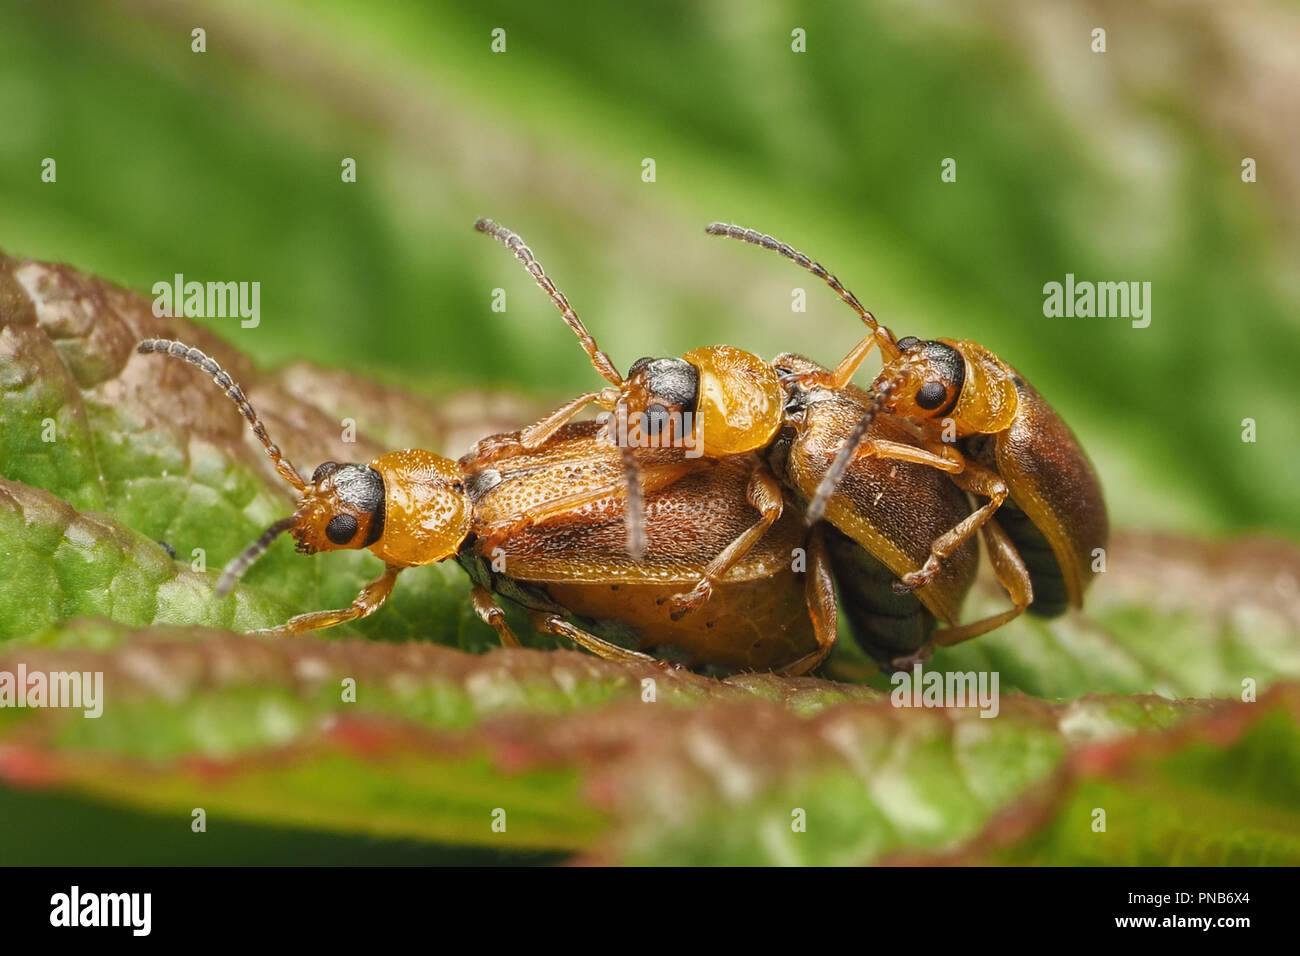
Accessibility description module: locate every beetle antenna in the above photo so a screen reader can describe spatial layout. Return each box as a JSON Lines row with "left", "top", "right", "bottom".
{"left": 475, "top": 218, "right": 625, "bottom": 387}
{"left": 620, "top": 441, "right": 647, "bottom": 559}
{"left": 137, "top": 339, "right": 307, "bottom": 493}
{"left": 216, "top": 514, "right": 299, "bottom": 596}
{"left": 705, "top": 223, "right": 901, "bottom": 361}
{"left": 806, "top": 371, "right": 904, "bottom": 524}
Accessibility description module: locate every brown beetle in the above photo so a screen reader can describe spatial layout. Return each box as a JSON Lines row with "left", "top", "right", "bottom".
{"left": 457, "top": 426, "right": 843, "bottom": 674}
{"left": 709, "top": 223, "right": 1109, "bottom": 631}
{"left": 472, "top": 218, "right": 933, "bottom": 621}
{"left": 472, "top": 219, "right": 785, "bottom": 566}
{"left": 471, "top": 219, "right": 1002, "bottom": 666}
{"left": 769, "top": 354, "right": 994, "bottom": 666}
{"left": 135, "top": 338, "right": 844, "bottom": 674}
{"left": 470, "top": 409, "right": 979, "bottom": 672}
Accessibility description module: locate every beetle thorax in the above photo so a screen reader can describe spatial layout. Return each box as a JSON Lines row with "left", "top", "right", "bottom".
{"left": 367, "top": 449, "right": 472, "bottom": 567}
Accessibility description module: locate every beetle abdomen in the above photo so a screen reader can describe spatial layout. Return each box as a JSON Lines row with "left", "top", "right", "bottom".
{"left": 824, "top": 525, "right": 935, "bottom": 665}
{"left": 990, "top": 501, "right": 1069, "bottom": 618}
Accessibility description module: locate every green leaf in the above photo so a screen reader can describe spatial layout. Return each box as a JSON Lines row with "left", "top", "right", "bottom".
{"left": 907, "top": 691, "right": 1300, "bottom": 866}
{"left": 3, "top": 253, "right": 1300, "bottom": 864}
{"left": 0, "top": 252, "right": 518, "bottom": 644}
{"left": 2, "top": 627, "right": 1294, "bottom": 863}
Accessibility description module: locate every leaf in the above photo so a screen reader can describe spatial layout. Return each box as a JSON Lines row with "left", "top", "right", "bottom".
{"left": 894, "top": 689, "right": 1300, "bottom": 866}
{"left": 0, "top": 628, "right": 877, "bottom": 853}
{"left": 0, "top": 477, "right": 290, "bottom": 637}
{"left": 4, "top": 625, "right": 1292, "bottom": 864}
{"left": 0, "top": 252, "right": 538, "bottom": 644}
{"left": 924, "top": 532, "right": 1300, "bottom": 700}
{"left": 3, "top": 252, "right": 1300, "bottom": 864}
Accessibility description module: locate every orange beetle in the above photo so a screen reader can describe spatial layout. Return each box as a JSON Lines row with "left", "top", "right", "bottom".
{"left": 473, "top": 218, "right": 879, "bottom": 617}
{"left": 135, "top": 338, "right": 847, "bottom": 675}
{"left": 708, "top": 223, "right": 1109, "bottom": 630}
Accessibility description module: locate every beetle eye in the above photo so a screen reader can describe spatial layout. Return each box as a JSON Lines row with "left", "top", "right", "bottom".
{"left": 325, "top": 513, "right": 358, "bottom": 545}
{"left": 897, "top": 336, "right": 921, "bottom": 350}
{"left": 645, "top": 403, "right": 670, "bottom": 438}
{"left": 312, "top": 461, "right": 340, "bottom": 483}
{"left": 915, "top": 381, "right": 948, "bottom": 410}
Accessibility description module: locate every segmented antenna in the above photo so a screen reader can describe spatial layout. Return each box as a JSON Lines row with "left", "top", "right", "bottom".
{"left": 705, "top": 223, "right": 900, "bottom": 360}
{"left": 136, "top": 339, "right": 306, "bottom": 492}
{"left": 216, "top": 514, "right": 298, "bottom": 596}
{"left": 474, "top": 218, "right": 625, "bottom": 387}
{"left": 806, "top": 371, "right": 906, "bottom": 524}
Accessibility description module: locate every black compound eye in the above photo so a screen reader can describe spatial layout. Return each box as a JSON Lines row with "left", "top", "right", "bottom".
{"left": 645, "top": 403, "right": 670, "bottom": 437}
{"left": 326, "top": 513, "right": 358, "bottom": 545}
{"left": 897, "top": 336, "right": 921, "bottom": 351}
{"left": 312, "top": 461, "right": 340, "bottom": 483}
{"left": 915, "top": 381, "right": 948, "bottom": 411}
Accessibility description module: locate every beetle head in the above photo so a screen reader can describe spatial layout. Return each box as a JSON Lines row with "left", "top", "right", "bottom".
{"left": 622, "top": 355, "right": 699, "bottom": 445}
{"left": 290, "top": 461, "right": 386, "bottom": 556}
{"left": 876, "top": 337, "right": 966, "bottom": 422}
{"left": 136, "top": 339, "right": 453, "bottom": 596}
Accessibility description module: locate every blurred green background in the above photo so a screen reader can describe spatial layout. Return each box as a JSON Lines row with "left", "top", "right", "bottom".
{"left": 2, "top": 0, "right": 1298, "bottom": 539}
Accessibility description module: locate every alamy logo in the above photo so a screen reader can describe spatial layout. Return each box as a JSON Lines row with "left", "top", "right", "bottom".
{"left": 595, "top": 405, "right": 702, "bottom": 458}
{"left": 0, "top": 665, "right": 102, "bottom": 718}
{"left": 1042, "top": 274, "right": 1151, "bottom": 328}
{"left": 50, "top": 886, "right": 151, "bottom": 936}
{"left": 890, "top": 662, "right": 1000, "bottom": 718}
{"left": 152, "top": 273, "right": 260, "bottom": 328}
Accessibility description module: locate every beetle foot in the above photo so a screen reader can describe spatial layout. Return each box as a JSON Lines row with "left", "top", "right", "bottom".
{"left": 894, "top": 555, "right": 942, "bottom": 592}
{"left": 777, "top": 369, "right": 830, "bottom": 389}
{"left": 466, "top": 432, "right": 527, "bottom": 463}
{"left": 667, "top": 583, "right": 711, "bottom": 620}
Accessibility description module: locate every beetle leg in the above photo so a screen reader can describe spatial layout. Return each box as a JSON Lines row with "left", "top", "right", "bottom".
{"left": 464, "top": 391, "right": 606, "bottom": 466}
{"left": 826, "top": 332, "right": 885, "bottom": 389}
{"left": 527, "top": 611, "right": 665, "bottom": 666}
{"left": 853, "top": 439, "right": 964, "bottom": 472}
{"left": 479, "top": 459, "right": 706, "bottom": 552}
{"left": 667, "top": 465, "right": 784, "bottom": 619}
{"left": 519, "top": 390, "right": 606, "bottom": 448}
{"left": 928, "top": 519, "right": 1033, "bottom": 647}
{"left": 895, "top": 459, "right": 1009, "bottom": 591}
{"left": 778, "top": 525, "right": 839, "bottom": 676}
{"left": 783, "top": 332, "right": 881, "bottom": 391}
{"left": 249, "top": 565, "right": 401, "bottom": 636}
{"left": 468, "top": 584, "right": 521, "bottom": 648}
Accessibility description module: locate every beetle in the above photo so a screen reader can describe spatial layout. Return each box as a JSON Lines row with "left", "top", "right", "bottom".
{"left": 457, "top": 427, "right": 844, "bottom": 674}
{"left": 473, "top": 217, "right": 916, "bottom": 619}
{"left": 769, "top": 354, "right": 1007, "bottom": 667}
{"left": 134, "top": 338, "right": 845, "bottom": 674}
{"left": 708, "top": 223, "right": 1109, "bottom": 630}
{"left": 466, "top": 373, "right": 981, "bottom": 672}
{"left": 471, "top": 220, "right": 789, "bottom": 561}
{"left": 475, "top": 219, "right": 1030, "bottom": 663}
